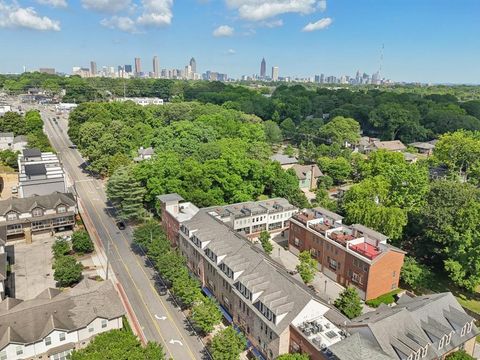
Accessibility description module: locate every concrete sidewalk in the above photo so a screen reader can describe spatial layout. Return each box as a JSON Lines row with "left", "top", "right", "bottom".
{"left": 268, "top": 233, "right": 345, "bottom": 303}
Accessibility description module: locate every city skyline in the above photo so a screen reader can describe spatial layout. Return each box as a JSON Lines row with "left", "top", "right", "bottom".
{"left": 0, "top": 0, "right": 479, "bottom": 83}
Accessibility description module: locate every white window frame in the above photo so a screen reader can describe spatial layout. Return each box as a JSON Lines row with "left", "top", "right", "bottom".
{"left": 16, "top": 346, "right": 23, "bottom": 356}
{"left": 0, "top": 350, "right": 6, "bottom": 360}
{"left": 45, "top": 336, "right": 52, "bottom": 346}
{"left": 7, "top": 212, "right": 17, "bottom": 220}
{"left": 32, "top": 207, "right": 43, "bottom": 217}
{"left": 59, "top": 332, "right": 66, "bottom": 341}
{"left": 101, "top": 319, "right": 108, "bottom": 328}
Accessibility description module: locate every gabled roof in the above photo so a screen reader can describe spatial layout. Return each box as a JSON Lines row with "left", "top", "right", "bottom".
{"left": 0, "top": 192, "right": 75, "bottom": 216}
{"left": 329, "top": 333, "right": 393, "bottom": 360}
{"left": 270, "top": 153, "right": 298, "bottom": 166}
{"left": 0, "top": 280, "right": 125, "bottom": 351}
{"left": 371, "top": 140, "right": 407, "bottom": 152}
{"left": 291, "top": 164, "right": 323, "bottom": 180}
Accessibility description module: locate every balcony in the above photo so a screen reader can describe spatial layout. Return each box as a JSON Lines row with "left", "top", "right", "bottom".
{"left": 349, "top": 242, "right": 380, "bottom": 260}
{"left": 329, "top": 231, "right": 354, "bottom": 246}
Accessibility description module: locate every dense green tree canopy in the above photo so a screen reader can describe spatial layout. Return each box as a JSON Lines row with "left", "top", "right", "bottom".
{"left": 334, "top": 287, "right": 362, "bottom": 319}
{"left": 209, "top": 326, "right": 247, "bottom": 360}
{"left": 70, "top": 329, "right": 164, "bottom": 360}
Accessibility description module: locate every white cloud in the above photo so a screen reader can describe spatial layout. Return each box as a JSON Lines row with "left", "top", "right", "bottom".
{"left": 137, "top": 0, "right": 173, "bottom": 27}
{"left": 302, "top": 17, "right": 332, "bottom": 31}
{"left": 36, "top": 0, "right": 67, "bottom": 8}
{"left": 318, "top": 0, "right": 327, "bottom": 12}
{"left": 82, "top": 0, "right": 131, "bottom": 13}
{"left": 226, "top": 48, "right": 236, "bottom": 54}
{"left": 101, "top": 15, "right": 137, "bottom": 33}
{"left": 260, "top": 18, "right": 283, "bottom": 28}
{"left": 0, "top": 1, "right": 60, "bottom": 31}
{"left": 225, "top": 0, "right": 321, "bottom": 21}
{"left": 213, "top": 25, "right": 234, "bottom": 37}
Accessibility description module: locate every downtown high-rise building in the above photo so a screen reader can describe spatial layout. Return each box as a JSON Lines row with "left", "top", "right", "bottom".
{"left": 124, "top": 64, "right": 133, "bottom": 74}
{"left": 189, "top": 57, "right": 197, "bottom": 74}
{"left": 134, "top": 57, "right": 142, "bottom": 75}
{"left": 90, "top": 61, "right": 97, "bottom": 77}
{"left": 153, "top": 56, "right": 160, "bottom": 78}
{"left": 271, "top": 66, "right": 279, "bottom": 81}
{"left": 260, "top": 58, "right": 266, "bottom": 78}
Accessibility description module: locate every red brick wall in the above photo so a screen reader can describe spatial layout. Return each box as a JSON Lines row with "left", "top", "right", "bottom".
{"left": 366, "top": 250, "right": 405, "bottom": 300}
{"left": 160, "top": 203, "right": 180, "bottom": 246}
{"left": 289, "top": 326, "right": 327, "bottom": 360}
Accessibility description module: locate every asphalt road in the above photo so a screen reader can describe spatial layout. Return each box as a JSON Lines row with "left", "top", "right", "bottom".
{"left": 32, "top": 103, "right": 207, "bottom": 360}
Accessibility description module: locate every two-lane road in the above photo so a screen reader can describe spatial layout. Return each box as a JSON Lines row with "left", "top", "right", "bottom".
{"left": 38, "top": 105, "right": 207, "bottom": 360}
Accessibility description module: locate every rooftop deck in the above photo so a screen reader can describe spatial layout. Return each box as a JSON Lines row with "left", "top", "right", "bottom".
{"left": 349, "top": 242, "right": 381, "bottom": 260}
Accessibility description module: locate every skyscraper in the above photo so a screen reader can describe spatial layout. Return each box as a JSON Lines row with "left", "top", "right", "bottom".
{"left": 134, "top": 57, "right": 142, "bottom": 75}
{"left": 260, "top": 58, "right": 266, "bottom": 78}
{"left": 124, "top": 65, "right": 133, "bottom": 74}
{"left": 271, "top": 66, "right": 279, "bottom": 81}
{"left": 90, "top": 61, "right": 97, "bottom": 77}
{"left": 153, "top": 56, "right": 160, "bottom": 78}
{"left": 189, "top": 57, "right": 197, "bottom": 74}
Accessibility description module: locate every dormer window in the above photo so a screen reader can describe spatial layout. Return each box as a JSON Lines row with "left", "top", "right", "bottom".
{"left": 191, "top": 235, "right": 201, "bottom": 248}
{"left": 422, "top": 345, "right": 428, "bottom": 358}
{"left": 236, "top": 282, "right": 252, "bottom": 301}
{"left": 219, "top": 263, "right": 234, "bottom": 279}
{"left": 461, "top": 324, "right": 467, "bottom": 337}
{"left": 205, "top": 248, "right": 217, "bottom": 263}
{"left": 414, "top": 349, "right": 421, "bottom": 360}
{"left": 57, "top": 205, "right": 67, "bottom": 214}
{"left": 6, "top": 211, "right": 17, "bottom": 220}
{"left": 446, "top": 333, "right": 452, "bottom": 345}
{"left": 32, "top": 207, "right": 43, "bottom": 217}
{"left": 467, "top": 321, "right": 473, "bottom": 334}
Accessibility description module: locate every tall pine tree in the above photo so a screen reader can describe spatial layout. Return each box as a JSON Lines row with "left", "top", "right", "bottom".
{"left": 106, "top": 166, "right": 146, "bottom": 221}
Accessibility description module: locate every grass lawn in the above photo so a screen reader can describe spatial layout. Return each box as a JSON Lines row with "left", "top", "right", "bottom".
{"left": 422, "top": 272, "right": 480, "bottom": 316}
{"left": 366, "top": 288, "right": 403, "bottom": 308}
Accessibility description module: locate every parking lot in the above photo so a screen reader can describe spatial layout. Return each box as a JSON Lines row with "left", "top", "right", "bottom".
{"left": 9, "top": 234, "right": 58, "bottom": 299}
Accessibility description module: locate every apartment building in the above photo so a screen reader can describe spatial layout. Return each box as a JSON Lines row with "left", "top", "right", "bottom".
{"left": 160, "top": 194, "right": 297, "bottom": 244}
{"left": 0, "top": 236, "right": 6, "bottom": 300}
{"left": 0, "top": 192, "right": 77, "bottom": 243}
{"left": 289, "top": 207, "right": 405, "bottom": 300}
{"left": 18, "top": 149, "right": 66, "bottom": 198}
{"left": 160, "top": 195, "right": 347, "bottom": 360}
{"left": 0, "top": 280, "right": 125, "bottom": 360}
{"left": 329, "top": 292, "right": 479, "bottom": 360}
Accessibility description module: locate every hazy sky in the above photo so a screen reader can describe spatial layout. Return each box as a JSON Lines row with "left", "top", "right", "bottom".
{"left": 0, "top": 0, "right": 479, "bottom": 83}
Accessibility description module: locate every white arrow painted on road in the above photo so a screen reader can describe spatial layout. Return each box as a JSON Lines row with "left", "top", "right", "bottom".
{"left": 155, "top": 314, "right": 167, "bottom": 321}
{"left": 169, "top": 339, "right": 183, "bottom": 346}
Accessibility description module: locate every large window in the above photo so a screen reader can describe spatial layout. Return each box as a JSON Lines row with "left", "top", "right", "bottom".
{"left": 32, "top": 207, "right": 43, "bottom": 217}
{"left": 101, "top": 319, "right": 108, "bottom": 328}
{"left": 16, "top": 346, "right": 23, "bottom": 356}
{"left": 0, "top": 350, "right": 6, "bottom": 360}
{"left": 45, "top": 336, "right": 52, "bottom": 346}
{"left": 59, "top": 332, "right": 66, "bottom": 341}
{"left": 57, "top": 205, "right": 67, "bottom": 214}
{"left": 7, "top": 211, "right": 17, "bottom": 221}
{"left": 51, "top": 350, "right": 72, "bottom": 360}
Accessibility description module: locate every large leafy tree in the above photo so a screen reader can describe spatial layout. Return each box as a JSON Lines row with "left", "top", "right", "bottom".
{"left": 209, "top": 326, "right": 247, "bottom": 360}
{"left": 400, "top": 257, "right": 433, "bottom": 290}
{"left": 317, "top": 116, "right": 360, "bottom": 146}
{"left": 72, "top": 230, "right": 94, "bottom": 254}
{"left": 445, "top": 350, "right": 475, "bottom": 360}
{"left": 53, "top": 255, "right": 83, "bottom": 287}
{"left": 190, "top": 296, "right": 223, "bottom": 335}
{"left": 296, "top": 251, "right": 317, "bottom": 284}
{"left": 334, "top": 287, "right": 362, "bottom": 319}
{"left": 70, "top": 329, "right": 164, "bottom": 360}
{"left": 433, "top": 130, "right": 480, "bottom": 184}
{"left": 106, "top": 166, "right": 146, "bottom": 221}
{"left": 259, "top": 230, "right": 273, "bottom": 255}
{"left": 412, "top": 181, "right": 480, "bottom": 291}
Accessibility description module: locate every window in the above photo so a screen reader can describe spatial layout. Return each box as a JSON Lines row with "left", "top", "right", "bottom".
{"left": 328, "top": 257, "right": 337, "bottom": 270}
{"left": 446, "top": 333, "right": 451, "bottom": 345}
{"left": 294, "top": 238, "right": 300, "bottom": 247}
{"left": 7, "top": 211, "right": 17, "bottom": 220}
{"left": 45, "top": 336, "right": 52, "bottom": 346}
{"left": 101, "top": 319, "right": 108, "bottom": 328}
{"left": 32, "top": 207, "right": 43, "bottom": 217}
{"left": 392, "top": 271, "right": 396, "bottom": 278}
{"left": 391, "top": 283, "right": 396, "bottom": 290}
{"left": 16, "top": 346, "right": 23, "bottom": 355}
{"left": 0, "top": 351, "right": 6, "bottom": 360}
{"left": 438, "top": 337, "right": 445, "bottom": 350}
{"left": 59, "top": 332, "right": 66, "bottom": 341}
{"left": 51, "top": 350, "right": 72, "bottom": 360}
{"left": 57, "top": 205, "right": 67, "bottom": 214}
{"left": 88, "top": 326, "right": 94, "bottom": 333}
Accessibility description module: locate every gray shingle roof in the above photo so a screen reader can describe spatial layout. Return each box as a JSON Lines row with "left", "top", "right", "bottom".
{"left": 340, "top": 292, "right": 479, "bottom": 360}
{"left": 0, "top": 192, "right": 75, "bottom": 216}
{"left": 0, "top": 280, "right": 125, "bottom": 351}
{"left": 183, "top": 209, "right": 344, "bottom": 335}
{"left": 329, "top": 333, "right": 393, "bottom": 360}
{"left": 157, "top": 193, "right": 184, "bottom": 202}
{"left": 371, "top": 140, "right": 407, "bottom": 152}
{"left": 270, "top": 153, "right": 298, "bottom": 166}
{"left": 291, "top": 164, "right": 324, "bottom": 180}
{"left": 0, "top": 133, "right": 13, "bottom": 138}
{"left": 13, "top": 135, "right": 28, "bottom": 144}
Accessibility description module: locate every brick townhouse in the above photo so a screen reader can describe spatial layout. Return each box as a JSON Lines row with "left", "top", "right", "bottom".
{"left": 289, "top": 207, "right": 405, "bottom": 301}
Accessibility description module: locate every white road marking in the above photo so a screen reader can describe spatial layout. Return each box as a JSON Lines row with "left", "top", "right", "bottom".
{"left": 155, "top": 314, "right": 167, "bottom": 321}
{"left": 169, "top": 339, "right": 183, "bottom": 346}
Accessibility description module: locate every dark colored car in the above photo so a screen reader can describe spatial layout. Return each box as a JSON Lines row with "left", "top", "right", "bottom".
{"left": 116, "top": 221, "right": 126, "bottom": 230}
{"left": 157, "top": 285, "right": 168, "bottom": 296}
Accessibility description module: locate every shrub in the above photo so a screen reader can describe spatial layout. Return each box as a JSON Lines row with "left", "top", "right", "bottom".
{"left": 52, "top": 239, "right": 70, "bottom": 258}
{"left": 365, "top": 289, "right": 402, "bottom": 308}
{"left": 53, "top": 255, "right": 83, "bottom": 287}
{"left": 72, "top": 230, "right": 94, "bottom": 254}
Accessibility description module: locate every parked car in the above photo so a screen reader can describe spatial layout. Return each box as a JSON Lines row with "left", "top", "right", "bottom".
{"left": 116, "top": 221, "right": 126, "bottom": 230}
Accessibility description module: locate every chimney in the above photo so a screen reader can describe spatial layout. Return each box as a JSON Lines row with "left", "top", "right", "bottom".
{"left": 310, "top": 165, "right": 316, "bottom": 189}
